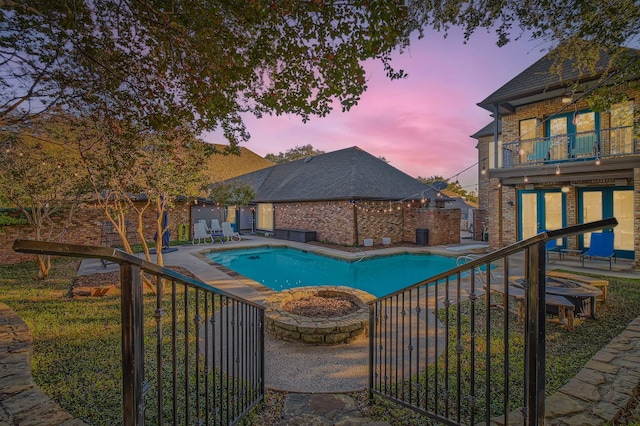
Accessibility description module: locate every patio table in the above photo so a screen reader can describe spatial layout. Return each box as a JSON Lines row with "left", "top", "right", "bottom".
{"left": 510, "top": 275, "right": 601, "bottom": 319}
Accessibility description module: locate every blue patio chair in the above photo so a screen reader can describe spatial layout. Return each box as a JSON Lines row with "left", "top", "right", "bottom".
{"left": 527, "top": 140, "right": 552, "bottom": 162}
{"left": 580, "top": 232, "right": 616, "bottom": 270}
{"left": 545, "top": 239, "right": 562, "bottom": 261}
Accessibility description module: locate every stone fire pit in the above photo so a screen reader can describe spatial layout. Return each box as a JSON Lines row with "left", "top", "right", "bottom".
{"left": 263, "top": 286, "right": 376, "bottom": 345}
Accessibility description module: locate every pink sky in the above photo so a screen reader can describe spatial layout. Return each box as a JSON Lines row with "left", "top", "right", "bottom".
{"left": 204, "top": 30, "right": 549, "bottom": 192}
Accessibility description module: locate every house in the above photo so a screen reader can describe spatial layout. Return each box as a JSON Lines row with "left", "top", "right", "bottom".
{"left": 474, "top": 47, "right": 639, "bottom": 269}
{"left": 224, "top": 146, "right": 460, "bottom": 246}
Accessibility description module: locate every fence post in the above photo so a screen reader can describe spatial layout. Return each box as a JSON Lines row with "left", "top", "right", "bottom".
{"left": 525, "top": 243, "right": 546, "bottom": 425}
{"left": 121, "top": 264, "right": 145, "bottom": 425}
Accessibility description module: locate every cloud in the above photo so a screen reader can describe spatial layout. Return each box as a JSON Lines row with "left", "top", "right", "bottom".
{"left": 204, "top": 29, "right": 548, "bottom": 191}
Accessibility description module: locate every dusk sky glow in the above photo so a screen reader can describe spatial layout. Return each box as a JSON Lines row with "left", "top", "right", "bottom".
{"left": 204, "top": 29, "right": 551, "bottom": 192}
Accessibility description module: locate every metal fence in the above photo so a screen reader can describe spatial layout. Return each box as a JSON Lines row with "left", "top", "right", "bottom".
{"left": 12, "top": 240, "right": 265, "bottom": 426}
{"left": 501, "top": 125, "right": 637, "bottom": 168}
{"left": 368, "top": 218, "right": 617, "bottom": 425}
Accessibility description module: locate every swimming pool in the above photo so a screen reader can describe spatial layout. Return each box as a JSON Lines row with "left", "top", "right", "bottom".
{"left": 205, "top": 246, "right": 458, "bottom": 297}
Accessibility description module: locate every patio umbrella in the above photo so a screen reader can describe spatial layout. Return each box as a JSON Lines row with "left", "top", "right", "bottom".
{"left": 153, "top": 209, "right": 177, "bottom": 254}
{"left": 161, "top": 209, "right": 170, "bottom": 250}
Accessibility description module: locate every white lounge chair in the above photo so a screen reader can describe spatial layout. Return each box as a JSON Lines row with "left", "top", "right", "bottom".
{"left": 211, "top": 219, "right": 223, "bottom": 234}
{"left": 196, "top": 219, "right": 211, "bottom": 233}
{"left": 192, "top": 222, "right": 212, "bottom": 244}
{"left": 222, "top": 222, "right": 241, "bottom": 242}
{"left": 210, "top": 219, "right": 224, "bottom": 242}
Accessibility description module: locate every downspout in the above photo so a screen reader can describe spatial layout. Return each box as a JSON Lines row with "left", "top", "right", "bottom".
{"left": 353, "top": 202, "right": 359, "bottom": 246}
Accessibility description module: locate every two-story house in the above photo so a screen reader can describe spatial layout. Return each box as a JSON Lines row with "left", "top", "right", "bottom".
{"left": 474, "top": 47, "right": 639, "bottom": 269}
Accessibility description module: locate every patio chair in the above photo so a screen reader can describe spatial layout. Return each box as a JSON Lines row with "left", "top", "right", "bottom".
{"left": 457, "top": 254, "right": 494, "bottom": 284}
{"left": 211, "top": 219, "right": 223, "bottom": 233}
{"left": 210, "top": 219, "right": 224, "bottom": 242}
{"left": 196, "top": 219, "right": 211, "bottom": 233}
{"left": 222, "top": 221, "right": 241, "bottom": 242}
{"left": 545, "top": 238, "right": 562, "bottom": 261}
{"left": 580, "top": 232, "right": 616, "bottom": 270}
{"left": 192, "top": 221, "right": 213, "bottom": 244}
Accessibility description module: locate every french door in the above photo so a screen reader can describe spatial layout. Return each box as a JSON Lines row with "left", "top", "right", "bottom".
{"left": 579, "top": 187, "right": 634, "bottom": 258}
{"left": 518, "top": 190, "right": 566, "bottom": 244}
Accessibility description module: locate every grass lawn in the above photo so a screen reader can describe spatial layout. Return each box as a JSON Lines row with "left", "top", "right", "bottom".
{"left": 1, "top": 258, "right": 639, "bottom": 425}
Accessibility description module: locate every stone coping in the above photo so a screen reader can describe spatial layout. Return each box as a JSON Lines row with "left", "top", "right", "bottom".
{"left": 264, "top": 286, "right": 376, "bottom": 345}
{"left": 0, "top": 302, "right": 86, "bottom": 425}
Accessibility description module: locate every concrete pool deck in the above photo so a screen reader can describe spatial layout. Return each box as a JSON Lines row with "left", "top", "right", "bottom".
{"left": 76, "top": 235, "right": 492, "bottom": 392}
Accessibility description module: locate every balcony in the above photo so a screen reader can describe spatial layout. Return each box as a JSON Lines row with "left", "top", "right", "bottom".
{"left": 500, "top": 126, "right": 638, "bottom": 169}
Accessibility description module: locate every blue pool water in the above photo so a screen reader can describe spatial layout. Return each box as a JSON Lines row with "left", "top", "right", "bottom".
{"left": 206, "top": 247, "right": 458, "bottom": 297}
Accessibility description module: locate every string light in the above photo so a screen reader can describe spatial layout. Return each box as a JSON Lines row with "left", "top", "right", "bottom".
{"left": 555, "top": 165, "right": 561, "bottom": 175}
{"left": 524, "top": 174, "right": 528, "bottom": 183}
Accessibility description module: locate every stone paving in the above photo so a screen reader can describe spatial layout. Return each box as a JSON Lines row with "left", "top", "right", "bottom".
{"left": 0, "top": 302, "right": 87, "bottom": 426}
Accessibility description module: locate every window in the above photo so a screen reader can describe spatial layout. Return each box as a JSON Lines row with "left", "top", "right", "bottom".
{"left": 257, "top": 203, "right": 273, "bottom": 231}
{"left": 547, "top": 110, "right": 599, "bottom": 159}
{"left": 518, "top": 118, "right": 538, "bottom": 163}
{"left": 520, "top": 118, "right": 538, "bottom": 140}
{"left": 610, "top": 100, "right": 634, "bottom": 154}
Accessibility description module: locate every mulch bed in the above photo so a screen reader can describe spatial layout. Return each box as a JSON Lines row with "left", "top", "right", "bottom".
{"left": 282, "top": 295, "right": 359, "bottom": 318}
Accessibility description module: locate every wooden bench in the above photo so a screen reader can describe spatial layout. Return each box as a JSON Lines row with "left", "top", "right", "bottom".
{"left": 547, "top": 271, "right": 609, "bottom": 302}
{"left": 486, "top": 285, "right": 576, "bottom": 331}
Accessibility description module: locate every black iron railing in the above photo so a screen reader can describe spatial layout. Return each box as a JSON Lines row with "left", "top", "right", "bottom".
{"left": 500, "top": 126, "right": 637, "bottom": 168}
{"left": 12, "top": 240, "right": 265, "bottom": 426}
{"left": 368, "top": 218, "right": 618, "bottom": 426}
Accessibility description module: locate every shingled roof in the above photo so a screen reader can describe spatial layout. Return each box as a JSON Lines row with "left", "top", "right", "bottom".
{"left": 230, "top": 146, "right": 446, "bottom": 203}
{"left": 477, "top": 46, "right": 639, "bottom": 114}
{"left": 205, "top": 144, "right": 274, "bottom": 182}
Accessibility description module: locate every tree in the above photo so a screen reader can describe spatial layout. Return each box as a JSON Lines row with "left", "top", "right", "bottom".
{"left": 76, "top": 116, "right": 212, "bottom": 268}
{"left": 0, "top": 116, "right": 88, "bottom": 279}
{"left": 1, "top": 1, "right": 418, "bottom": 144}
{"left": 265, "top": 145, "right": 325, "bottom": 164}
{"left": 3, "top": 1, "right": 637, "bottom": 145}
{"left": 208, "top": 181, "right": 256, "bottom": 221}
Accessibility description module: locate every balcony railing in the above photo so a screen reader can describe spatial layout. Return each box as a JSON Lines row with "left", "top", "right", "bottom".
{"left": 368, "top": 218, "right": 618, "bottom": 425}
{"left": 501, "top": 126, "right": 637, "bottom": 168}
{"left": 12, "top": 240, "right": 265, "bottom": 426}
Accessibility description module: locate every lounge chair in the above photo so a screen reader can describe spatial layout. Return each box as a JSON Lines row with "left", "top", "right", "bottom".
{"left": 580, "top": 232, "right": 616, "bottom": 270}
{"left": 211, "top": 219, "right": 223, "bottom": 234}
{"left": 222, "top": 222, "right": 241, "bottom": 242}
{"left": 210, "top": 219, "right": 224, "bottom": 242}
{"left": 196, "top": 219, "right": 211, "bottom": 233}
{"left": 457, "top": 254, "right": 493, "bottom": 284}
{"left": 192, "top": 222, "right": 213, "bottom": 244}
